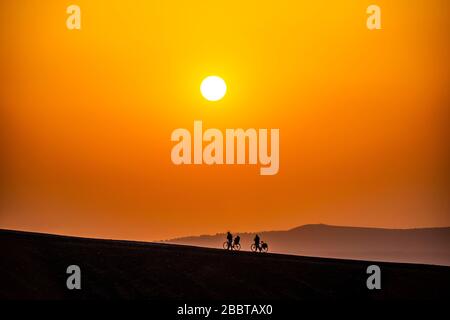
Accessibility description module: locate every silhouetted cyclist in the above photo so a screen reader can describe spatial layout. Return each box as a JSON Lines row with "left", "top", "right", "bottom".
{"left": 254, "top": 234, "right": 260, "bottom": 252}
{"left": 226, "top": 231, "right": 233, "bottom": 250}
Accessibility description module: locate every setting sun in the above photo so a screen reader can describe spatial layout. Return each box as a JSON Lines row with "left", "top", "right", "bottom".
{"left": 200, "top": 76, "right": 227, "bottom": 101}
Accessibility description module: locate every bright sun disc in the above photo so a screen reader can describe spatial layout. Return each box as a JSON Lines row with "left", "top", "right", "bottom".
{"left": 200, "top": 76, "right": 227, "bottom": 101}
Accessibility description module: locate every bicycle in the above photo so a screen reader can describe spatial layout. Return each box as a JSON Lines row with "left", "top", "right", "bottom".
{"left": 250, "top": 241, "right": 268, "bottom": 253}
{"left": 223, "top": 241, "right": 241, "bottom": 251}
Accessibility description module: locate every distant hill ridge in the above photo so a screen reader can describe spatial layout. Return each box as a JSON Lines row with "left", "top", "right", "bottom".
{"left": 166, "top": 224, "right": 450, "bottom": 266}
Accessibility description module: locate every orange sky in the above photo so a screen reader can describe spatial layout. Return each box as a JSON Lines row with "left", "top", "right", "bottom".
{"left": 0, "top": 0, "right": 449, "bottom": 240}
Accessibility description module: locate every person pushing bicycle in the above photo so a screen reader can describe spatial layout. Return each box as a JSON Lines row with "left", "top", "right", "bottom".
{"left": 226, "top": 231, "right": 233, "bottom": 250}
{"left": 254, "top": 234, "right": 261, "bottom": 252}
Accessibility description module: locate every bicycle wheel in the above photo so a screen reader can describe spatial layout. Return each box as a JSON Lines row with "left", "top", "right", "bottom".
{"left": 223, "top": 241, "right": 230, "bottom": 249}
{"left": 261, "top": 244, "right": 268, "bottom": 253}
{"left": 234, "top": 243, "right": 241, "bottom": 251}
{"left": 250, "top": 244, "right": 257, "bottom": 252}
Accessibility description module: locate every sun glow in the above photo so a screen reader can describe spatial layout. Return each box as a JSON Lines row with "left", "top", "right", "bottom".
{"left": 200, "top": 76, "right": 227, "bottom": 101}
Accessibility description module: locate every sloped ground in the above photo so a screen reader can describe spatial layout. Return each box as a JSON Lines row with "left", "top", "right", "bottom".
{"left": 1, "top": 229, "right": 449, "bottom": 300}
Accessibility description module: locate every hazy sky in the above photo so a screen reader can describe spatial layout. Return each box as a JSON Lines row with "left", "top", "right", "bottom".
{"left": 1, "top": 0, "right": 449, "bottom": 240}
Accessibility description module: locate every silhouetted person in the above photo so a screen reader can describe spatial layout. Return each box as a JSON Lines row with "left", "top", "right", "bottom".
{"left": 226, "top": 231, "right": 233, "bottom": 250}
{"left": 233, "top": 235, "right": 240, "bottom": 246}
{"left": 254, "top": 234, "right": 260, "bottom": 252}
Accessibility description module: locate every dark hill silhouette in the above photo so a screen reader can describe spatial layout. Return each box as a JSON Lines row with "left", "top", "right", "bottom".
{"left": 1, "top": 228, "right": 449, "bottom": 300}
{"left": 166, "top": 224, "right": 450, "bottom": 266}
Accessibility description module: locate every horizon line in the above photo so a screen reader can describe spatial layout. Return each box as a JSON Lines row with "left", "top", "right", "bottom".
{"left": 2, "top": 223, "right": 450, "bottom": 244}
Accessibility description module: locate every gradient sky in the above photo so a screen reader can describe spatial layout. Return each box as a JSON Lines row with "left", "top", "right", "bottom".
{"left": 1, "top": 0, "right": 449, "bottom": 240}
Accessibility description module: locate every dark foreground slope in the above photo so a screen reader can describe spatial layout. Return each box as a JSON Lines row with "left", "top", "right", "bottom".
{"left": 1, "top": 229, "right": 449, "bottom": 300}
